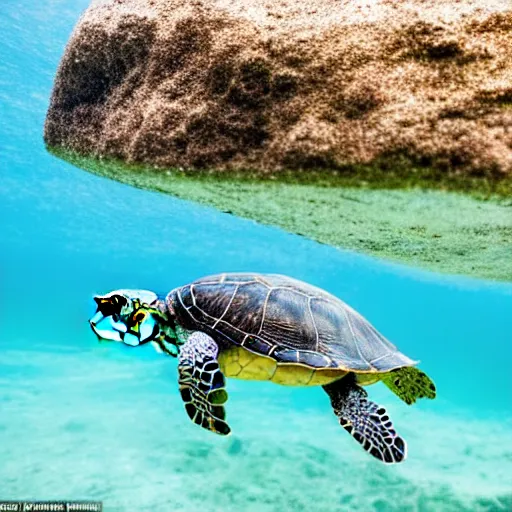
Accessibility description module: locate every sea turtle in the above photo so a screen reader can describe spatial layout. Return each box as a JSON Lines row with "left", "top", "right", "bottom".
{"left": 89, "top": 273, "right": 436, "bottom": 464}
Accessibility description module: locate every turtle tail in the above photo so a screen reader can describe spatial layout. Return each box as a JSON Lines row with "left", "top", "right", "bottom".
{"left": 381, "top": 367, "right": 436, "bottom": 405}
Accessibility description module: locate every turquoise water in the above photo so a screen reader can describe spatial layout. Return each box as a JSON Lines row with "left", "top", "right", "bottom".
{"left": 1, "top": 1, "right": 512, "bottom": 510}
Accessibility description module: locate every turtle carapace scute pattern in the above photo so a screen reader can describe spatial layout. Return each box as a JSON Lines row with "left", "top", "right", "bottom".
{"left": 168, "top": 273, "right": 416, "bottom": 373}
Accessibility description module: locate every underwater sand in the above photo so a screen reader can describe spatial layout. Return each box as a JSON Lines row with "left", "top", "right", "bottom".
{"left": 1, "top": 343, "right": 511, "bottom": 512}
{"left": 1, "top": 1, "right": 512, "bottom": 511}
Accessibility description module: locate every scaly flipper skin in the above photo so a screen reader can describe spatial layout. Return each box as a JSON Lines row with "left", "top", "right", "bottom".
{"left": 178, "top": 332, "right": 231, "bottom": 435}
{"left": 381, "top": 367, "right": 436, "bottom": 405}
{"left": 323, "top": 375, "right": 407, "bottom": 464}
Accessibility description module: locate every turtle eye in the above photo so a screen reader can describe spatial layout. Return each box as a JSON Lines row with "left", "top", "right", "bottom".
{"left": 113, "top": 295, "right": 128, "bottom": 308}
{"left": 132, "top": 310, "right": 148, "bottom": 324}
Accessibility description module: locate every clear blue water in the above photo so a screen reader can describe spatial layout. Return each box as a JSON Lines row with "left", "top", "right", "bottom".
{"left": 1, "top": 1, "right": 511, "bottom": 510}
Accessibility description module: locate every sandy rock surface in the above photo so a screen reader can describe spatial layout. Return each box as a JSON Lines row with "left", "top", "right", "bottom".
{"left": 45, "top": 0, "right": 512, "bottom": 175}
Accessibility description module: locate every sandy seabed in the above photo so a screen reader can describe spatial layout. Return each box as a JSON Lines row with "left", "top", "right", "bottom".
{"left": 0, "top": 343, "right": 510, "bottom": 512}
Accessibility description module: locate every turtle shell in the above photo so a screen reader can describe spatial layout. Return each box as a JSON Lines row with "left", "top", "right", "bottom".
{"left": 167, "top": 273, "right": 416, "bottom": 372}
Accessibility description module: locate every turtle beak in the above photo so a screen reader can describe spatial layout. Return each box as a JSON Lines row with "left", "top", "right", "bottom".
{"left": 89, "top": 310, "right": 127, "bottom": 342}
{"left": 90, "top": 310, "right": 105, "bottom": 326}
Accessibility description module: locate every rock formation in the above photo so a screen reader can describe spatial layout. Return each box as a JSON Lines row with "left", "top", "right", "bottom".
{"left": 45, "top": 0, "right": 512, "bottom": 176}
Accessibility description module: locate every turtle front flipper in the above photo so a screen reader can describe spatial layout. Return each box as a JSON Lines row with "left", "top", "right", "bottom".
{"left": 323, "top": 375, "right": 407, "bottom": 464}
{"left": 178, "top": 332, "right": 231, "bottom": 436}
{"left": 381, "top": 367, "right": 436, "bottom": 405}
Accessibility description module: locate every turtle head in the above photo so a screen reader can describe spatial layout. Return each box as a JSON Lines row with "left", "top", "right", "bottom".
{"left": 89, "top": 289, "right": 173, "bottom": 349}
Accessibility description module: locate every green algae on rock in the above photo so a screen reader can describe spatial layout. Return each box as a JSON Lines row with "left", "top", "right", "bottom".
{"left": 50, "top": 148, "right": 512, "bottom": 282}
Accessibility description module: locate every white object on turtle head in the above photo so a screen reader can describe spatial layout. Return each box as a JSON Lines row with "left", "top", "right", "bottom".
{"left": 89, "top": 289, "right": 159, "bottom": 346}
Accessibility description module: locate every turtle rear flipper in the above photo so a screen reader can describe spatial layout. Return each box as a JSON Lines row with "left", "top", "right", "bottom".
{"left": 323, "top": 375, "right": 407, "bottom": 464}
{"left": 178, "top": 332, "right": 231, "bottom": 436}
{"left": 381, "top": 367, "right": 436, "bottom": 405}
